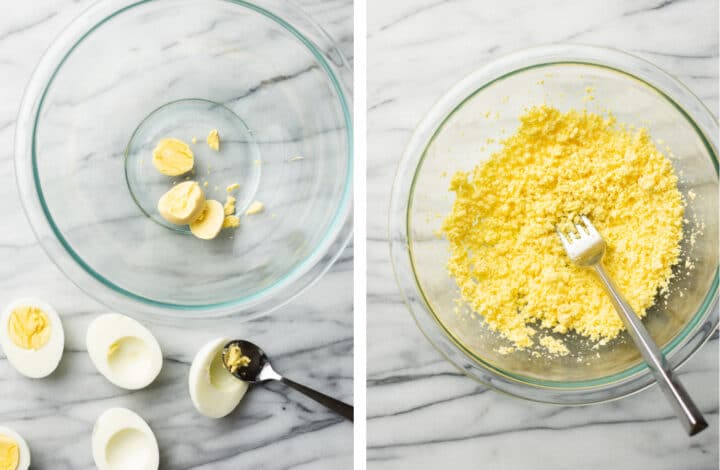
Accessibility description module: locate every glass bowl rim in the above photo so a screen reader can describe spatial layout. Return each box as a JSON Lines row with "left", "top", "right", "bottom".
{"left": 14, "top": 0, "right": 353, "bottom": 321}
{"left": 389, "top": 43, "right": 719, "bottom": 404}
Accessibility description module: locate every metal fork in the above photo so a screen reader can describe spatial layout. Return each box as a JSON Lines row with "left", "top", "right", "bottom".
{"left": 557, "top": 216, "right": 707, "bottom": 436}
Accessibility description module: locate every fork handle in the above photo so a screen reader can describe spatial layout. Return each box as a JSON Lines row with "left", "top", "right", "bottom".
{"left": 593, "top": 263, "right": 707, "bottom": 436}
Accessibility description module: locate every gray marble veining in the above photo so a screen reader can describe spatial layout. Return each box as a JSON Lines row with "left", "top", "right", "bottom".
{"left": 367, "top": 1, "right": 718, "bottom": 469}
{"left": 0, "top": 0, "right": 352, "bottom": 468}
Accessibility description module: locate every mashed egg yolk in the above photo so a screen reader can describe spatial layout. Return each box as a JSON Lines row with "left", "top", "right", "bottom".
{"left": 442, "top": 105, "right": 683, "bottom": 350}
{"left": 225, "top": 343, "right": 251, "bottom": 374}
{"left": 0, "top": 434, "right": 19, "bottom": 470}
{"left": 8, "top": 306, "right": 51, "bottom": 350}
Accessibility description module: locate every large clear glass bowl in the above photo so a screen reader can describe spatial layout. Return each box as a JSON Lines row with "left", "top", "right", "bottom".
{"left": 15, "top": 0, "right": 352, "bottom": 319}
{"left": 390, "top": 45, "right": 718, "bottom": 404}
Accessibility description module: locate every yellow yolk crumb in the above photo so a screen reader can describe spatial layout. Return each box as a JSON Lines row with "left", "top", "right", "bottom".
{"left": 539, "top": 336, "right": 569, "bottom": 356}
{"left": 152, "top": 138, "right": 194, "bottom": 176}
{"left": 245, "top": 201, "right": 264, "bottom": 216}
{"left": 224, "top": 196, "right": 236, "bottom": 216}
{"left": 191, "top": 136, "right": 198, "bottom": 144}
{"left": 0, "top": 434, "right": 19, "bottom": 470}
{"left": 442, "top": 105, "right": 683, "bottom": 350}
{"left": 8, "top": 306, "right": 51, "bottom": 350}
{"left": 223, "top": 215, "right": 240, "bottom": 229}
{"left": 207, "top": 129, "right": 220, "bottom": 151}
{"left": 583, "top": 86, "right": 595, "bottom": 102}
{"left": 224, "top": 343, "right": 251, "bottom": 374}
{"left": 497, "top": 346, "right": 515, "bottom": 355}
{"left": 226, "top": 183, "right": 240, "bottom": 193}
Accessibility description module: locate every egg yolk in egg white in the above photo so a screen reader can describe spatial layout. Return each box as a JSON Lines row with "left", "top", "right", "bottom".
{"left": 0, "top": 434, "right": 19, "bottom": 470}
{"left": 8, "top": 306, "right": 51, "bottom": 350}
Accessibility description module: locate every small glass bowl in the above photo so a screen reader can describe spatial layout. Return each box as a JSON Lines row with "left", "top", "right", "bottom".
{"left": 390, "top": 45, "right": 718, "bottom": 404}
{"left": 15, "top": 0, "right": 352, "bottom": 319}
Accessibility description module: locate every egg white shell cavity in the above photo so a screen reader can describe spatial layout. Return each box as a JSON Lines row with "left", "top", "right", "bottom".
{"left": 0, "top": 426, "right": 31, "bottom": 470}
{"left": 0, "top": 298, "right": 64, "bottom": 379}
{"left": 87, "top": 314, "right": 163, "bottom": 390}
{"left": 92, "top": 408, "right": 159, "bottom": 470}
{"left": 188, "top": 338, "right": 249, "bottom": 418}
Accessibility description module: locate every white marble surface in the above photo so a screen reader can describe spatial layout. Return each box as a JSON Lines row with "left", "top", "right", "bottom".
{"left": 367, "top": 1, "right": 718, "bottom": 469}
{"left": 0, "top": 1, "right": 353, "bottom": 469}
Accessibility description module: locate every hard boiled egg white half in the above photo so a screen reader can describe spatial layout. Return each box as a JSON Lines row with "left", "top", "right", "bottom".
{"left": 0, "top": 426, "right": 30, "bottom": 470}
{"left": 189, "top": 338, "right": 249, "bottom": 418}
{"left": 92, "top": 408, "right": 159, "bottom": 470}
{"left": 87, "top": 314, "right": 162, "bottom": 390}
{"left": 0, "top": 298, "right": 64, "bottom": 378}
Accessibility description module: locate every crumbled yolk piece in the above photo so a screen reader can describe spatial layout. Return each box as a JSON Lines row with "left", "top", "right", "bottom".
{"left": 226, "top": 183, "right": 240, "bottom": 193}
{"left": 207, "top": 129, "right": 220, "bottom": 151}
{"left": 152, "top": 138, "right": 194, "bottom": 176}
{"left": 222, "top": 215, "right": 240, "bottom": 229}
{"left": 539, "top": 336, "right": 569, "bottom": 356}
{"left": 225, "top": 344, "right": 251, "bottom": 374}
{"left": 442, "top": 105, "right": 683, "bottom": 349}
{"left": 583, "top": 86, "right": 595, "bottom": 102}
{"left": 245, "top": 201, "right": 264, "bottom": 216}
{"left": 8, "top": 306, "right": 51, "bottom": 350}
{"left": 0, "top": 434, "right": 19, "bottom": 470}
{"left": 224, "top": 196, "right": 236, "bottom": 216}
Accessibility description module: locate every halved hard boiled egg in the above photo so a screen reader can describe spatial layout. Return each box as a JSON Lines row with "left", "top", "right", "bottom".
{"left": 157, "top": 181, "right": 206, "bottom": 225}
{"left": 0, "top": 426, "right": 30, "bottom": 470}
{"left": 189, "top": 200, "right": 225, "bottom": 240}
{"left": 87, "top": 314, "right": 162, "bottom": 390}
{"left": 0, "top": 298, "right": 64, "bottom": 378}
{"left": 188, "top": 338, "right": 249, "bottom": 418}
{"left": 92, "top": 408, "right": 159, "bottom": 470}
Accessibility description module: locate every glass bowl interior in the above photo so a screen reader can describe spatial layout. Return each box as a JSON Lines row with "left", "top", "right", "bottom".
{"left": 397, "top": 52, "right": 718, "bottom": 399}
{"left": 17, "top": 0, "right": 352, "bottom": 317}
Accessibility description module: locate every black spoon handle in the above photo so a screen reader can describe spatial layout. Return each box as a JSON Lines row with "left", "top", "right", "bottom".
{"left": 281, "top": 377, "right": 353, "bottom": 421}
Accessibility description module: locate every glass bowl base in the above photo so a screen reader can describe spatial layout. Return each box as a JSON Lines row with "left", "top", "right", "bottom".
{"left": 125, "top": 98, "right": 262, "bottom": 233}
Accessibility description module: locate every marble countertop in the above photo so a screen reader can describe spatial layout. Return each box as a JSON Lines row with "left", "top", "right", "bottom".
{"left": 367, "top": 1, "right": 718, "bottom": 469}
{"left": 0, "top": 1, "right": 353, "bottom": 469}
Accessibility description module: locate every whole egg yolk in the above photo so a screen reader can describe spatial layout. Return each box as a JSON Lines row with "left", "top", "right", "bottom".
{"left": 8, "top": 306, "right": 51, "bottom": 350}
{"left": 0, "top": 434, "right": 19, "bottom": 470}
